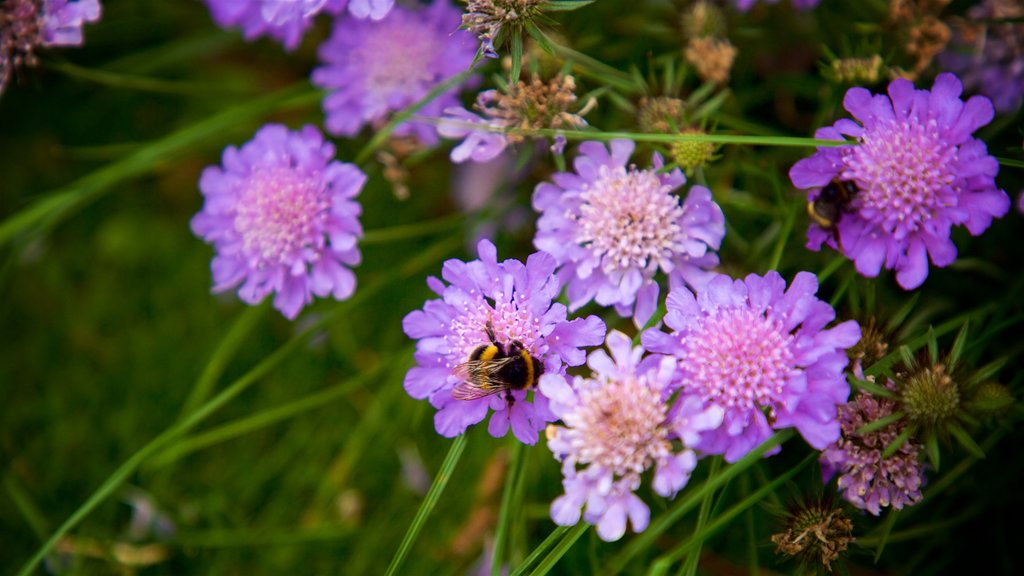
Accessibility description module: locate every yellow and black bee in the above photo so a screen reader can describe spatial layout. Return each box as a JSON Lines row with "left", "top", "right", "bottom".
{"left": 452, "top": 321, "right": 544, "bottom": 403}
{"left": 807, "top": 178, "right": 858, "bottom": 230}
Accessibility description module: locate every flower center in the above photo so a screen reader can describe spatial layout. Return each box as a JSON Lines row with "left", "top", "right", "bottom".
{"left": 680, "top": 308, "right": 796, "bottom": 410}
{"left": 445, "top": 291, "right": 543, "bottom": 364}
{"left": 843, "top": 117, "right": 958, "bottom": 237}
{"left": 233, "top": 167, "right": 328, "bottom": 266}
{"left": 567, "top": 376, "right": 669, "bottom": 479}
{"left": 573, "top": 165, "right": 684, "bottom": 276}
{"left": 358, "top": 16, "right": 439, "bottom": 97}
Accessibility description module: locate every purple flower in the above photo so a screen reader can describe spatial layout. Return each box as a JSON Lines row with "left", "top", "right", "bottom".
{"left": 790, "top": 73, "right": 1010, "bottom": 290}
{"left": 820, "top": 384, "right": 925, "bottom": 515}
{"left": 533, "top": 139, "right": 725, "bottom": 327}
{"left": 940, "top": 0, "right": 1024, "bottom": 114}
{"left": 402, "top": 240, "right": 606, "bottom": 445}
{"left": 542, "top": 331, "right": 723, "bottom": 541}
{"left": 41, "top": 0, "right": 101, "bottom": 46}
{"left": 191, "top": 124, "right": 365, "bottom": 319}
{"left": 733, "top": 0, "right": 818, "bottom": 11}
{"left": 643, "top": 271, "right": 861, "bottom": 463}
{"left": 437, "top": 107, "right": 510, "bottom": 163}
{"left": 203, "top": 0, "right": 393, "bottom": 51}
{"left": 311, "top": 0, "right": 476, "bottom": 145}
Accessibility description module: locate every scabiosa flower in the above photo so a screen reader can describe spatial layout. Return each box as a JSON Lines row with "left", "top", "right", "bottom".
{"left": 462, "top": 0, "right": 543, "bottom": 58}
{"left": 820, "top": 385, "right": 926, "bottom": 515}
{"left": 1, "top": 0, "right": 100, "bottom": 94}
{"left": 941, "top": 0, "right": 1024, "bottom": 114}
{"left": 311, "top": 0, "right": 476, "bottom": 145}
{"left": 533, "top": 139, "right": 725, "bottom": 326}
{"left": 542, "top": 331, "right": 724, "bottom": 541}
{"left": 203, "top": 0, "right": 393, "bottom": 51}
{"left": 191, "top": 124, "right": 365, "bottom": 319}
{"left": 402, "top": 240, "right": 605, "bottom": 445}
{"left": 790, "top": 73, "right": 1010, "bottom": 290}
{"left": 643, "top": 271, "right": 861, "bottom": 462}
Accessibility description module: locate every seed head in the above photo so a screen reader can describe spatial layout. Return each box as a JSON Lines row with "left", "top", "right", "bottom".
{"left": 684, "top": 36, "right": 737, "bottom": 85}
{"left": 900, "top": 363, "right": 959, "bottom": 427}
{"left": 771, "top": 499, "right": 854, "bottom": 573}
{"left": 636, "top": 96, "right": 685, "bottom": 134}
{"left": 670, "top": 129, "right": 718, "bottom": 173}
{"left": 475, "top": 74, "right": 588, "bottom": 143}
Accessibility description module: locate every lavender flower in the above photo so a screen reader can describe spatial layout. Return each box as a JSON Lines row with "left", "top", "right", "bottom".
{"left": 643, "top": 271, "right": 861, "bottom": 462}
{"left": 191, "top": 124, "right": 365, "bottom": 319}
{"left": 402, "top": 240, "right": 606, "bottom": 445}
{"left": 820, "top": 385, "right": 926, "bottom": 515}
{"left": 940, "top": 0, "right": 1024, "bottom": 114}
{"left": 790, "top": 73, "right": 1010, "bottom": 290}
{"left": 311, "top": 0, "right": 476, "bottom": 145}
{"left": 542, "top": 331, "right": 723, "bottom": 541}
{"left": 437, "top": 107, "right": 510, "bottom": 163}
{"left": 733, "top": 0, "right": 819, "bottom": 11}
{"left": 1, "top": 0, "right": 101, "bottom": 94}
{"left": 533, "top": 139, "right": 725, "bottom": 326}
{"left": 203, "top": 0, "right": 393, "bottom": 51}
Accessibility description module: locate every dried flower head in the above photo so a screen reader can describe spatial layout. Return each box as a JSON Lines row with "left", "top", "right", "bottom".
{"left": 790, "top": 73, "right": 1010, "bottom": 290}
{"left": 533, "top": 139, "right": 725, "bottom": 325}
{"left": 683, "top": 1, "right": 726, "bottom": 38}
{"left": 820, "top": 383, "right": 926, "bottom": 515}
{"left": 643, "top": 271, "right": 861, "bottom": 462}
{"left": 190, "top": 124, "right": 366, "bottom": 319}
{"left": 462, "top": 0, "right": 543, "bottom": 58}
{"left": 636, "top": 96, "right": 686, "bottom": 134}
{"left": 771, "top": 497, "right": 854, "bottom": 573}
{"left": 402, "top": 240, "right": 606, "bottom": 444}
{"left": 906, "top": 16, "right": 951, "bottom": 74}
{"left": 847, "top": 317, "right": 890, "bottom": 369}
{"left": 542, "top": 331, "right": 723, "bottom": 541}
{"left": 1, "top": 0, "right": 100, "bottom": 94}
{"left": 684, "top": 36, "right": 737, "bottom": 85}
{"left": 941, "top": 0, "right": 1024, "bottom": 113}
{"left": 311, "top": 0, "right": 477, "bottom": 145}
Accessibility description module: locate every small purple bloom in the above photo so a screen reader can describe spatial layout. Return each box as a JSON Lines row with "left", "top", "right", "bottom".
{"left": 820, "top": 383, "right": 926, "bottom": 515}
{"left": 790, "top": 73, "right": 1010, "bottom": 290}
{"left": 203, "top": 0, "right": 393, "bottom": 51}
{"left": 940, "top": 0, "right": 1024, "bottom": 114}
{"left": 733, "top": 0, "right": 818, "bottom": 11}
{"left": 402, "top": 240, "right": 606, "bottom": 445}
{"left": 191, "top": 124, "right": 365, "bottom": 319}
{"left": 311, "top": 0, "right": 476, "bottom": 145}
{"left": 543, "top": 330, "right": 723, "bottom": 541}
{"left": 437, "top": 107, "right": 510, "bottom": 163}
{"left": 41, "top": 0, "right": 101, "bottom": 46}
{"left": 533, "top": 139, "right": 725, "bottom": 327}
{"left": 643, "top": 271, "right": 861, "bottom": 463}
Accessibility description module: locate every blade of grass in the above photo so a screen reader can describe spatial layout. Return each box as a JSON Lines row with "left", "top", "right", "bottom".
{"left": 494, "top": 441, "right": 527, "bottom": 576}
{"left": 607, "top": 430, "right": 795, "bottom": 574}
{"left": 509, "top": 526, "right": 572, "bottom": 576}
{"left": 526, "top": 522, "right": 590, "bottom": 576}
{"left": 677, "top": 458, "right": 723, "bottom": 576}
{"left": 384, "top": 434, "right": 468, "bottom": 576}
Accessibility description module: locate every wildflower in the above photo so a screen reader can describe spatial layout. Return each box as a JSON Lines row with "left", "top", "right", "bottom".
{"left": 532, "top": 139, "right": 725, "bottom": 326}
{"left": 311, "top": 0, "right": 476, "bottom": 145}
{"left": 1, "top": 0, "right": 101, "bottom": 94}
{"left": 191, "top": 124, "right": 365, "bottom": 319}
{"left": 684, "top": 36, "right": 737, "bottom": 85}
{"left": 462, "top": 0, "right": 543, "bottom": 58}
{"left": 643, "top": 271, "right": 861, "bottom": 462}
{"left": 820, "top": 384, "right": 926, "bottom": 515}
{"left": 439, "top": 74, "right": 589, "bottom": 164}
{"left": 402, "top": 240, "right": 605, "bottom": 445}
{"left": 732, "top": 0, "right": 819, "bottom": 11}
{"left": 771, "top": 496, "right": 854, "bottom": 573}
{"left": 789, "top": 73, "right": 1010, "bottom": 290}
{"left": 203, "top": 0, "right": 393, "bottom": 51}
{"left": 941, "top": 0, "right": 1024, "bottom": 113}
{"left": 542, "top": 331, "right": 723, "bottom": 541}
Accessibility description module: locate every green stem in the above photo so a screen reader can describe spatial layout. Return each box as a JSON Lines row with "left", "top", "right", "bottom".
{"left": 526, "top": 523, "right": 590, "bottom": 576}
{"left": 384, "top": 434, "right": 468, "bottom": 576}
{"left": 493, "top": 442, "right": 527, "bottom": 576}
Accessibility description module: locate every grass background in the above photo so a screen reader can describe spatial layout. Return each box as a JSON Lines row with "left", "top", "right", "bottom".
{"left": 2, "top": 1, "right": 1023, "bottom": 574}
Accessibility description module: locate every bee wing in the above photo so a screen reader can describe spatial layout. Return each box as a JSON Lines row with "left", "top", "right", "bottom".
{"left": 451, "top": 357, "right": 517, "bottom": 401}
{"left": 452, "top": 380, "right": 506, "bottom": 401}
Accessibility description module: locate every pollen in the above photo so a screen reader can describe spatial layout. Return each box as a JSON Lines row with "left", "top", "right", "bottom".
{"left": 233, "top": 167, "right": 329, "bottom": 267}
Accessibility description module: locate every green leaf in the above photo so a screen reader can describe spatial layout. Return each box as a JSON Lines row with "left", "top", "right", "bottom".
{"left": 541, "top": 0, "right": 597, "bottom": 11}
{"left": 493, "top": 441, "right": 527, "bottom": 576}
{"left": 926, "top": 326, "right": 939, "bottom": 365}
{"left": 848, "top": 375, "right": 896, "bottom": 398}
{"left": 385, "top": 434, "right": 468, "bottom": 576}
{"left": 525, "top": 23, "right": 556, "bottom": 56}
{"left": 510, "top": 32, "right": 524, "bottom": 82}
{"left": 966, "top": 358, "right": 1008, "bottom": 387}
{"left": 948, "top": 321, "right": 970, "bottom": 369}
{"left": 949, "top": 424, "right": 986, "bottom": 459}
{"left": 526, "top": 523, "right": 589, "bottom": 576}
{"left": 925, "top": 432, "right": 941, "bottom": 471}
{"left": 873, "top": 510, "right": 900, "bottom": 561}
{"left": 855, "top": 411, "right": 905, "bottom": 435}
{"left": 886, "top": 292, "right": 920, "bottom": 332}
{"left": 509, "top": 526, "right": 572, "bottom": 576}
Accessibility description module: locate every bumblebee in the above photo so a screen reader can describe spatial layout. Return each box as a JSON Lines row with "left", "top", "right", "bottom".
{"left": 807, "top": 178, "right": 858, "bottom": 230}
{"left": 452, "top": 321, "right": 544, "bottom": 403}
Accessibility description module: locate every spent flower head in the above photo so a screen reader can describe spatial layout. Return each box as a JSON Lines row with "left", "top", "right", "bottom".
{"left": 771, "top": 496, "right": 854, "bottom": 573}
{"left": 402, "top": 240, "right": 606, "bottom": 445}
{"left": 532, "top": 139, "right": 725, "bottom": 326}
{"left": 542, "top": 330, "right": 723, "bottom": 541}
{"left": 789, "top": 73, "right": 1010, "bottom": 290}
{"left": 311, "top": 0, "right": 477, "bottom": 145}
{"left": 820, "top": 382, "right": 926, "bottom": 515}
{"left": 462, "top": 0, "right": 543, "bottom": 58}
{"left": 643, "top": 271, "right": 861, "bottom": 462}
{"left": 191, "top": 124, "right": 365, "bottom": 319}
{"left": 1, "top": 0, "right": 100, "bottom": 94}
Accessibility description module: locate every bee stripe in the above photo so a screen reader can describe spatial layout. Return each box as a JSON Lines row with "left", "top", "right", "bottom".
{"left": 521, "top": 350, "right": 534, "bottom": 388}
{"left": 479, "top": 345, "right": 500, "bottom": 362}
